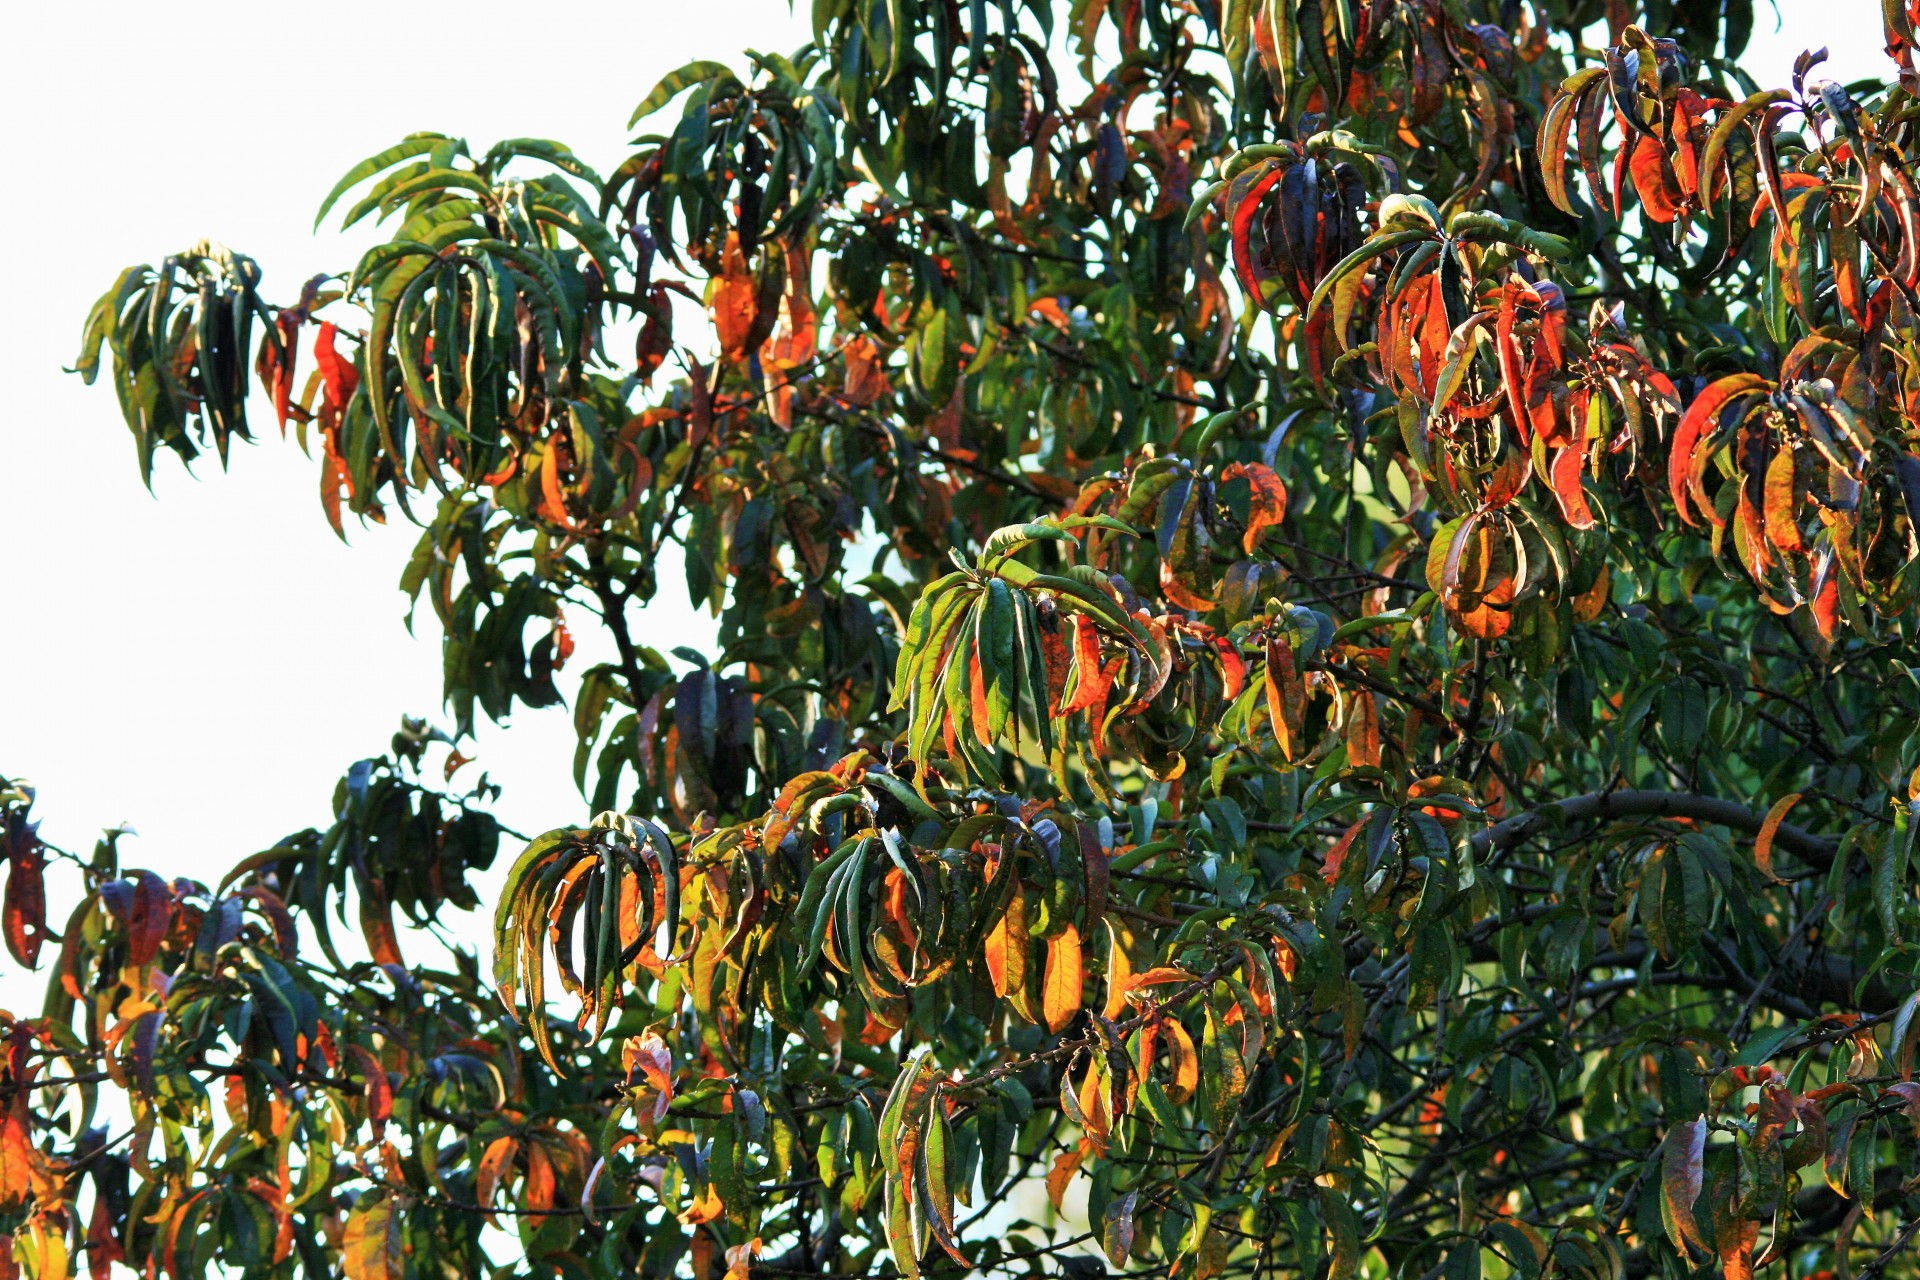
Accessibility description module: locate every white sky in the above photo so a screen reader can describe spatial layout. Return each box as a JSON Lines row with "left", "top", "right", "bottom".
{"left": 0, "top": 1, "right": 1887, "bottom": 997}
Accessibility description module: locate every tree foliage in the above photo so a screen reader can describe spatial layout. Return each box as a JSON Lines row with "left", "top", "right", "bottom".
{"left": 18, "top": 0, "right": 1920, "bottom": 1276}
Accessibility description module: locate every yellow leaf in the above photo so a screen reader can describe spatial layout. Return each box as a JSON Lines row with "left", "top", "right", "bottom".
{"left": 984, "top": 891, "right": 1030, "bottom": 1015}
{"left": 1101, "top": 920, "right": 1134, "bottom": 1021}
{"left": 724, "top": 1239, "right": 764, "bottom": 1280}
{"left": 679, "top": 1184, "right": 725, "bottom": 1226}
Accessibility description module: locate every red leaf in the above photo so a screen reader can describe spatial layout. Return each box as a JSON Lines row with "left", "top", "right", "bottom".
{"left": 1549, "top": 445, "right": 1598, "bottom": 529}
{"left": 314, "top": 323, "right": 359, "bottom": 411}
{"left": 1322, "top": 815, "right": 1369, "bottom": 884}
{"left": 1629, "top": 133, "right": 1684, "bottom": 223}
{"left": 1228, "top": 163, "right": 1289, "bottom": 304}
{"left": 1669, "top": 374, "right": 1771, "bottom": 526}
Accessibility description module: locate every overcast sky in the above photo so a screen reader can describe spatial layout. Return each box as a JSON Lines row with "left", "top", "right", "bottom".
{"left": 0, "top": 2, "right": 1888, "bottom": 996}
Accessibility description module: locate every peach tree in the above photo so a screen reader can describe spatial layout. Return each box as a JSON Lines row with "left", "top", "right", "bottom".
{"left": 9, "top": 0, "right": 1920, "bottom": 1277}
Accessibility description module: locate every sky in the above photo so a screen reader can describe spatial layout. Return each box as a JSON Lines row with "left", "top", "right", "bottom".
{"left": 0, "top": 1, "right": 1890, "bottom": 990}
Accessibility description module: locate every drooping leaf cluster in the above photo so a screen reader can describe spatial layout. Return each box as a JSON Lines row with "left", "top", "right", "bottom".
{"left": 15, "top": 1, "right": 1920, "bottom": 1278}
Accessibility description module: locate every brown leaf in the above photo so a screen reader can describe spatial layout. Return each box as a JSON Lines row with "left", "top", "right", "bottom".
{"left": 347, "top": 1045, "right": 394, "bottom": 1133}
{"left": 1264, "top": 638, "right": 1307, "bottom": 760}
{"left": 3, "top": 838, "right": 45, "bottom": 970}
{"left": 1662, "top": 1117, "right": 1707, "bottom": 1256}
{"left": 357, "top": 876, "right": 405, "bottom": 969}
{"left": 1062, "top": 616, "right": 1113, "bottom": 714}
{"left": 842, "top": 336, "right": 893, "bottom": 407}
{"left": 1163, "top": 1016, "right": 1199, "bottom": 1104}
{"left": 1346, "top": 690, "right": 1382, "bottom": 769}
{"left": 125, "top": 871, "right": 174, "bottom": 969}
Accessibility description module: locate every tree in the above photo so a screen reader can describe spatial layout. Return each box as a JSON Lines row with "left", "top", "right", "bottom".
{"left": 12, "top": 0, "right": 1920, "bottom": 1275}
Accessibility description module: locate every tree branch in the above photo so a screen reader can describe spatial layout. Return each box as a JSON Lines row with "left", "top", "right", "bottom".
{"left": 1472, "top": 789, "right": 1839, "bottom": 870}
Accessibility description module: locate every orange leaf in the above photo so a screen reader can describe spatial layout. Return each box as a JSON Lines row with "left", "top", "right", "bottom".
{"left": 1163, "top": 1017, "right": 1199, "bottom": 1104}
{"left": 969, "top": 648, "right": 993, "bottom": 749}
{"left": 1040, "top": 620, "right": 1071, "bottom": 715}
{"left": 1763, "top": 448, "right": 1802, "bottom": 553}
{"left": 1043, "top": 924, "right": 1084, "bottom": 1033}
{"left": 1719, "top": 1219, "right": 1759, "bottom": 1280}
{"left": 709, "top": 233, "right": 768, "bottom": 362}
{"left": 1215, "top": 638, "right": 1246, "bottom": 701}
{"left": 314, "top": 323, "right": 359, "bottom": 410}
{"left": 1077, "top": 1056, "right": 1113, "bottom": 1144}
{"left": 1159, "top": 559, "right": 1217, "bottom": 612}
{"left": 475, "top": 1136, "right": 519, "bottom": 1215}
{"left": 984, "top": 891, "right": 1030, "bottom": 1006}
{"left": 0, "top": 1115, "right": 31, "bottom": 1211}
{"left": 341, "top": 1192, "right": 405, "bottom": 1280}
{"left": 724, "top": 1240, "right": 765, "bottom": 1280}
{"left": 1126, "top": 966, "right": 1198, "bottom": 991}
{"left": 679, "top": 1184, "right": 725, "bottom": 1226}
{"left": 1754, "top": 793, "right": 1801, "bottom": 883}
{"left": 1265, "top": 639, "right": 1306, "bottom": 761}
{"left": 842, "top": 336, "right": 892, "bottom": 407}
{"left": 1062, "top": 616, "right": 1111, "bottom": 714}
{"left": 1224, "top": 462, "right": 1288, "bottom": 554}
{"left": 1045, "top": 1139, "right": 1091, "bottom": 1212}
